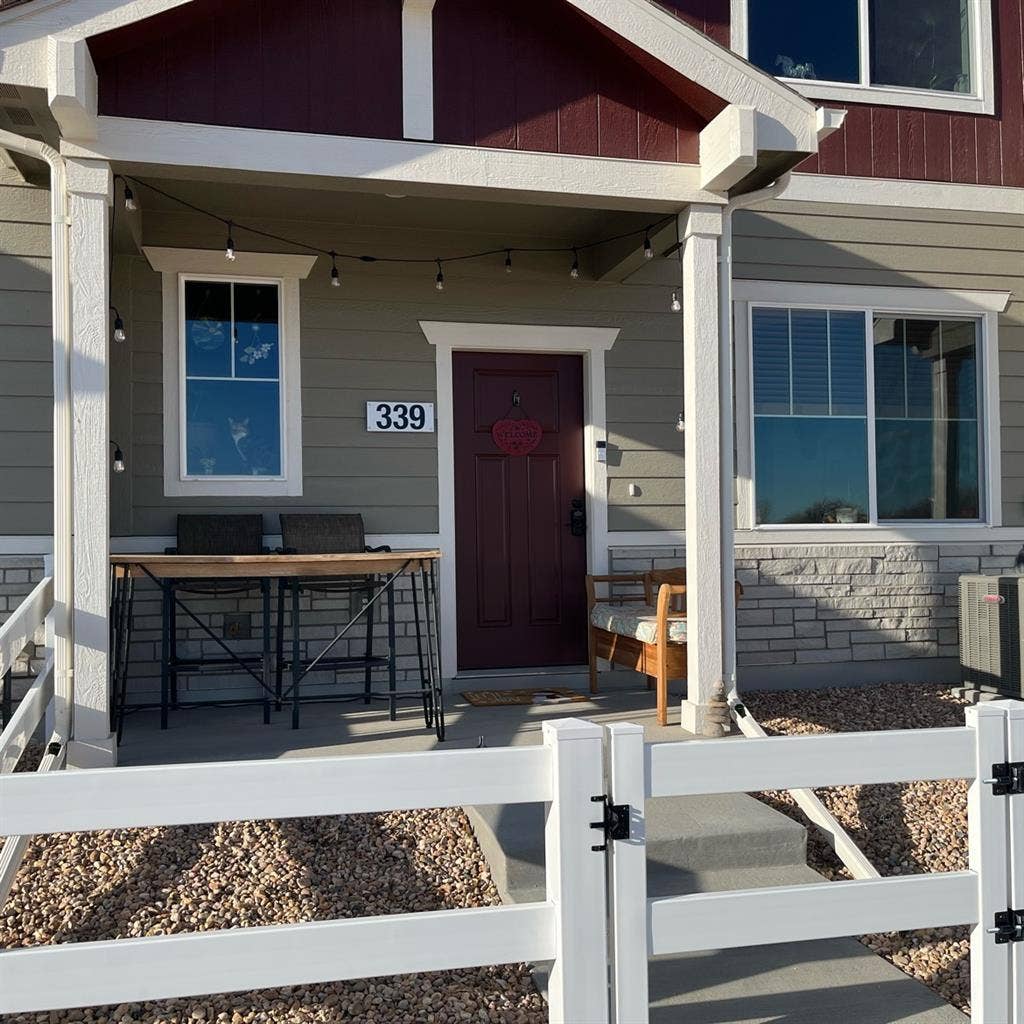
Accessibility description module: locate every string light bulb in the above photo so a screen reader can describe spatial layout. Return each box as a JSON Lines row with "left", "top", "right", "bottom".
{"left": 110, "top": 441, "right": 126, "bottom": 474}
{"left": 505, "top": 249, "right": 513, "bottom": 274}
{"left": 675, "top": 412, "right": 685, "bottom": 433}
{"left": 670, "top": 290, "right": 682, "bottom": 313}
{"left": 435, "top": 259, "right": 445, "bottom": 291}
{"left": 570, "top": 247, "right": 580, "bottom": 280}
{"left": 329, "top": 251, "right": 340, "bottom": 288}
{"left": 224, "top": 222, "right": 236, "bottom": 261}
{"left": 643, "top": 228, "right": 654, "bottom": 260}
{"left": 112, "top": 309, "right": 127, "bottom": 343}
{"left": 123, "top": 185, "right": 136, "bottom": 212}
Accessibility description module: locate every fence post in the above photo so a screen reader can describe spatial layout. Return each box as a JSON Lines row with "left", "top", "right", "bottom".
{"left": 607, "top": 722, "right": 648, "bottom": 1024}
{"left": 1000, "top": 700, "right": 1024, "bottom": 1024}
{"left": 966, "top": 701, "right": 1012, "bottom": 1024}
{"left": 542, "top": 718, "right": 609, "bottom": 1024}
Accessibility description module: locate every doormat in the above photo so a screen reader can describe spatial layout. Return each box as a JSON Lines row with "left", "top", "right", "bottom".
{"left": 461, "top": 687, "right": 589, "bottom": 707}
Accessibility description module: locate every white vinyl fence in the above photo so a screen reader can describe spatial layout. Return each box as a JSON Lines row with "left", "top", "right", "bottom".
{"left": 0, "top": 719, "right": 610, "bottom": 1023}
{"left": 607, "top": 701, "right": 1024, "bottom": 1024}
{"left": 0, "top": 575, "right": 62, "bottom": 907}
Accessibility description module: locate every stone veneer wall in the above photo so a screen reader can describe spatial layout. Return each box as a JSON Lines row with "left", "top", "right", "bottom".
{"left": 609, "top": 542, "right": 1024, "bottom": 686}
{"left": 0, "top": 555, "right": 49, "bottom": 704}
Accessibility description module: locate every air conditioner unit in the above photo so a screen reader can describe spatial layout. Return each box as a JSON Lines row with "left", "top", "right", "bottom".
{"left": 959, "top": 574, "right": 1024, "bottom": 698}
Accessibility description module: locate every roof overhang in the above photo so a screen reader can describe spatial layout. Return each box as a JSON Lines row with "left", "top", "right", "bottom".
{"left": 0, "top": 0, "right": 834, "bottom": 202}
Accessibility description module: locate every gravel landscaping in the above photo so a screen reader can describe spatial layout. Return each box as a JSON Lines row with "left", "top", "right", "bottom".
{"left": 1, "top": 806, "right": 546, "bottom": 1023}
{"left": 746, "top": 682, "right": 973, "bottom": 1016}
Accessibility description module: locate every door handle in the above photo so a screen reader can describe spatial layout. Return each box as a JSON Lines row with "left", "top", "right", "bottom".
{"left": 568, "top": 498, "right": 587, "bottom": 537}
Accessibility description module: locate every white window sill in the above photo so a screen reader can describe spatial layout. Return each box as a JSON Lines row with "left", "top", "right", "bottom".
{"left": 736, "top": 524, "right": 1001, "bottom": 545}
{"left": 781, "top": 78, "right": 994, "bottom": 116}
{"left": 164, "top": 478, "right": 303, "bottom": 498}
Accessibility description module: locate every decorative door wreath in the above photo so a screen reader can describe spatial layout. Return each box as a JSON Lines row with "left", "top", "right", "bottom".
{"left": 491, "top": 391, "right": 543, "bottom": 456}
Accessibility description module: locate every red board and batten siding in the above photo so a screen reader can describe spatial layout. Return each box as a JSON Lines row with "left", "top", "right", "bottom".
{"left": 798, "top": 0, "right": 1024, "bottom": 187}
{"left": 90, "top": 0, "right": 1023, "bottom": 185}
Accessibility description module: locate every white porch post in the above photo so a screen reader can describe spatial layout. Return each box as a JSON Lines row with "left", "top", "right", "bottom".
{"left": 679, "top": 204, "right": 725, "bottom": 736}
{"left": 65, "top": 157, "right": 115, "bottom": 768}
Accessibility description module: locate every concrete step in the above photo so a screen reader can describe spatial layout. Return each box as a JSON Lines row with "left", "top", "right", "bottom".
{"left": 468, "top": 792, "right": 808, "bottom": 905}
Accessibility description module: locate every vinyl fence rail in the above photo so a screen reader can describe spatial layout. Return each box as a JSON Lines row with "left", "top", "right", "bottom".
{"left": 607, "top": 700, "right": 1024, "bottom": 1024}
{"left": 0, "top": 575, "right": 61, "bottom": 909}
{"left": 0, "top": 718, "right": 610, "bottom": 1023}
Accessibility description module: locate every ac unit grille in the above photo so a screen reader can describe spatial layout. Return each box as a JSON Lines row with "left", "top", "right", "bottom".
{"left": 959, "top": 575, "right": 1024, "bottom": 697}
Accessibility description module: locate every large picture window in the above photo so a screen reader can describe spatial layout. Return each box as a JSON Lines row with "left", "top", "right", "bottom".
{"left": 750, "top": 304, "right": 985, "bottom": 526}
{"left": 737, "top": 0, "right": 992, "bottom": 114}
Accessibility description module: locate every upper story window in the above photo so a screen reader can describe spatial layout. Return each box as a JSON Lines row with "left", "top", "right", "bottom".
{"left": 734, "top": 0, "right": 994, "bottom": 115}
{"left": 144, "top": 247, "right": 315, "bottom": 498}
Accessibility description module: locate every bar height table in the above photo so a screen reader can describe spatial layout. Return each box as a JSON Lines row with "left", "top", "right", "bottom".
{"left": 109, "top": 550, "right": 443, "bottom": 740}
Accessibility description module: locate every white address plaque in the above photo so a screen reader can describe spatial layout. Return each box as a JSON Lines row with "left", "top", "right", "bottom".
{"left": 366, "top": 400, "right": 435, "bottom": 433}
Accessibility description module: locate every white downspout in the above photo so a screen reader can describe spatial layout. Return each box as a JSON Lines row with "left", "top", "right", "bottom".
{"left": 0, "top": 132, "right": 73, "bottom": 743}
{"left": 719, "top": 172, "right": 791, "bottom": 706}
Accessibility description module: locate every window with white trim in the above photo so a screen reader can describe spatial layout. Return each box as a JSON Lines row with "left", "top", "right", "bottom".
{"left": 733, "top": 0, "right": 994, "bottom": 114}
{"left": 147, "top": 246, "right": 312, "bottom": 499}
{"left": 750, "top": 305, "right": 985, "bottom": 525}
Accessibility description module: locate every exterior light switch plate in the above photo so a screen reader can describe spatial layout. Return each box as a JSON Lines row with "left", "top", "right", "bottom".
{"left": 223, "top": 612, "right": 252, "bottom": 641}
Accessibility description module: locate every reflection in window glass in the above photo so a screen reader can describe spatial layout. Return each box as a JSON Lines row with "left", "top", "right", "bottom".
{"left": 871, "top": 0, "right": 971, "bottom": 93}
{"left": 752, "top": 307, "right": 869, "bottom": 525}
{"left": 873, "top": 318, "right": 980, "bottom": 520}
{"left": 748, "top": 0, "right": 860, "bottom": 83}
{"left": 182, "top": 279, "right": 283, "bottom": 479}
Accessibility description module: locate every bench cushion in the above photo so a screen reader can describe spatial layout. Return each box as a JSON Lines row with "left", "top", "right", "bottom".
{"left": 590, "top": 603, "right": 688, "bottom": 645}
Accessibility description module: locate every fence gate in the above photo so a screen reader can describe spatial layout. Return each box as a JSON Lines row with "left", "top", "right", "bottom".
{"left": 604, "top": 701, "right": 1024, "bottom": 1024}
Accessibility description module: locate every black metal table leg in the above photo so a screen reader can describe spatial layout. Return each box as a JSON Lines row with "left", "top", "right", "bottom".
{"left": 168, "top": 582, "right": 179, "bottom": 708}
{"left": 410, "top": 572, "right": 431, "bottom": 728}
{"left": 116, "top": 573, "right": 134, "bottom": 744}
{"left": 261, "top": 579, "right": 271, "bottom": 724}
{"left": 422, "top": 563, "right": 444, "bottom": 742}
{"left": 275, "top": 579, "right": 285, "bottom": 710}
{"left": 430, "top": 560, "right": 445, "bottom": 741}
{"left": 363, "top": 580, "right": 374, "bottom": 705}
{"left": 387, "top": 578, "right": 397, "bottom": 722}
{"left": 291, "top": 582, "right": 301, "bottom": 730}
{"left": 160, "top": 580, "right": 171, "bottom": 730}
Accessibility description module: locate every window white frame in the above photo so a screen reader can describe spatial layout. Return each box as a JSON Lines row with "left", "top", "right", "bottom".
{"left": 733, "top": 281, "right": 1008, "bottom": 532}
{"left": 730, "top": 0, "right": 996, "bottom": 115}
{"left": 144, "top": 247, "right": 316, "bottom": 498}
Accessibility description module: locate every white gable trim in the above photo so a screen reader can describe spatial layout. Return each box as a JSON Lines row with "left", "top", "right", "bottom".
{"left": 402, "top": 0, "right": 436, "bottom": 142}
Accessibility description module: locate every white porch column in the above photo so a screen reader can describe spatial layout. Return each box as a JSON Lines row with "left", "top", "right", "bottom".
{"left": 65, "top": 157, "right": 115, "bottom": 768}
{"left": 679, "top": 204, "right": 725, "bottom": 736}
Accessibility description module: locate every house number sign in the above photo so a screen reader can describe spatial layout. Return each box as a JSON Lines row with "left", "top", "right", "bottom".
{"left": 366, "top": 401, "right": 435, "bottom": 433}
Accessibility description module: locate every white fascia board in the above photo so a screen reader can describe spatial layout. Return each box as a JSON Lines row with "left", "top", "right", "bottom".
{"left": 62, "top": 117, "right": 724, "bottom": 210}
{"left": 46, "top": 34, "right": 97, "bottom": 141}
{"left": 402, "top": 0, "right": 436, "bottom": 142}
{"left": 0, "top": 0, "right": 195, "bottom": 89}
{"left": 564, "top": 0, "right": 819, "bottom": 153}
{"left": 780, "top": 173, "right": 1024, "bottom": 217}
{"left": 732, "top": 279, "right": 1011, "bottom": 314}
{"left": 699, "top": 105, "right": 757, "bottom": 191}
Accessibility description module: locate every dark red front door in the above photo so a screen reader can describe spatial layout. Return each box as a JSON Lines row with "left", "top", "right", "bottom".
{"left": 453, "top": 352, "right": 588, "bottom": 670}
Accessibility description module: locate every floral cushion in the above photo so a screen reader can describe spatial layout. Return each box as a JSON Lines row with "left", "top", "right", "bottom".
{"left": 590, "top": 603, "right": 688, "bottom": 644}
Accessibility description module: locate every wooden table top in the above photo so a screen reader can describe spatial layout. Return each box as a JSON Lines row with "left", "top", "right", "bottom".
{"left": 111, "top": 550, "right": 441, "bottom": 579}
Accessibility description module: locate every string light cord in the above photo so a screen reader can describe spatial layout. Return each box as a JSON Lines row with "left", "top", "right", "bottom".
{"left": 120, "top": 174, "right": 675, "bottom": 269}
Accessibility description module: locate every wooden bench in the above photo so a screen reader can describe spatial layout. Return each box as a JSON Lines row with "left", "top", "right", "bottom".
{"left": 586, "top": 568, "right": 742, "bottom": 727}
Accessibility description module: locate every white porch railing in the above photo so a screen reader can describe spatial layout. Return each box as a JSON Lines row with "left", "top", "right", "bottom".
{"left": 0, "top": 575, "right": 63, "bottom": 908}
{"left": 0, "top": 719, "right": 610, "bottom": 1023}
{"left": 607, "top": 701, "right": 1024, "bottom": 1024}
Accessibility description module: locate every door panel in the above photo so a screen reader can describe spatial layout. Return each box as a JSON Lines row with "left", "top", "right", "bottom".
{"left": 454, "top": 351, "right": 587, "bottom": 670}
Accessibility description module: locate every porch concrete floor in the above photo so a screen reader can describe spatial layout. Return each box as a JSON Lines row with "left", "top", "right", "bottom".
{"left": 115, "top": 668, "right": 698, "bottom": 766}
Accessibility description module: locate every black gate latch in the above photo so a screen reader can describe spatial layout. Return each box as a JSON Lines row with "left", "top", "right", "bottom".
{"left": 990, "top": 909, "right": 1024, "bottom": 944}
{"left": 590, "top": 795, "right": 630, "bottom": 852}
{"left": 987, "top": 762, "right": 1024, "bottom": 796}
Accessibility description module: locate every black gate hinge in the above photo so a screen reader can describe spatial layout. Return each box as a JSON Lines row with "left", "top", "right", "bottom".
{"left": 986, "top": 762, "right": 1024, "bottom": 796}
{"left": 590, "top": 795, "right": 630, "bottom": 852}
{"left": 989, "top": 909, "right": 1024, "bottom": 944}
